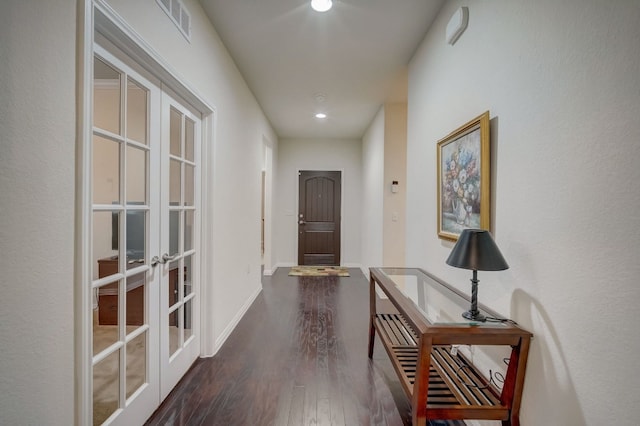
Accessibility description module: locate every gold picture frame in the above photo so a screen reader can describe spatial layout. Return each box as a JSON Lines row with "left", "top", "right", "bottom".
{"left": 437, "top": 111, "right": 491, "bottom": 241}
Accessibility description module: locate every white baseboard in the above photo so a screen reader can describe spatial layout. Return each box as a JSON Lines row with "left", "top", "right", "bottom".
{"left": 360, "top": 265, "right": 369, "bottom": 278}
{"left": 209, "top": 285, "right": 262, "bottom": 356}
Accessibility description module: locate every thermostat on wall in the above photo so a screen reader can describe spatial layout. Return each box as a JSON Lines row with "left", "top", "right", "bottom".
{"left": 446, "top": 7, "right": 469, "bottom": 45}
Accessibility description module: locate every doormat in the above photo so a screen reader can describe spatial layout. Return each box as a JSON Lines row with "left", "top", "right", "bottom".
{"left": 288, "top": 266, "right": 350, "bottom": 277}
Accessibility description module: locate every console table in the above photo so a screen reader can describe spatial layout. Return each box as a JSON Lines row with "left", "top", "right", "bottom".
{"left": 368, "top": 268, "right": 532, "bottom": 426}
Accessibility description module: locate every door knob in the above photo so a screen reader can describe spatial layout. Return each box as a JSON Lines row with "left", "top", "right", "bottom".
{"left": 162, "top": 253, "right": 178, "bottom": 263}
{"left": 299, "top": 220, "right": 306, "bottom": 225}
{"left": 152, "top": 253, "right": 178, "bottom": 266}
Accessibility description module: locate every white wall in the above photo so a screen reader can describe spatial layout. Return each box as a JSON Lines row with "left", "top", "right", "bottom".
{"left": 275, "top": 138, "right": 362, "bottom": 267}
{"left": 361, "top": 103, "right": 408, "bottom": 275}
{"left": 406, "top": 1, "right": 640, "bottom": 424}
{"left": 361, "top": 108, "right": 385, "bottom": 273}
{"left": 104, "top": 0, "right": 278, "bottom": 352}
{"left": 383, "top": 103, "right": 407, "bottom": 267}
{"left": 0, "top": 1, "right": 76, "bottom": 424}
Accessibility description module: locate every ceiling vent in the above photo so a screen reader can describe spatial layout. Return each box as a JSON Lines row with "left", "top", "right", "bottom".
{"left": 156, "top": 0, "right": 191, "bottom": 41}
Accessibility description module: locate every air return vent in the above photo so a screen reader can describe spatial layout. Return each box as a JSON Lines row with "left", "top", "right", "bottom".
{"left": 156, "top": 0, "right": 191, "bottom": 41}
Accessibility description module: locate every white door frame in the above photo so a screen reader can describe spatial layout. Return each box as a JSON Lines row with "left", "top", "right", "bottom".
{"left": 76, "top": 1, "right": 215, "bottom": 424}
{"left": 262, "top": 137, "right": 274, "bottom": 276}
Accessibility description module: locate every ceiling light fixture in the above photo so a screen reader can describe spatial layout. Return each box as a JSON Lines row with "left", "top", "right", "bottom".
{"left": 315, "top": 113, "right": 327, "bottom": 119}
{"left": 311, "top": 0, "right": 332, "bottom": 13}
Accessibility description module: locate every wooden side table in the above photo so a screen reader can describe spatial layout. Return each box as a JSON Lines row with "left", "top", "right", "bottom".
{"left": 368, "top": 267, "right": 532, "bottom": 426}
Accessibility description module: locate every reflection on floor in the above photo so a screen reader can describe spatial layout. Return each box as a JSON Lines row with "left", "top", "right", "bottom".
{"left": 93, "top": 324, "right": 146, "bottom": 425}
{"left": 92, "top": 314, "right": 185, "bottom": 425}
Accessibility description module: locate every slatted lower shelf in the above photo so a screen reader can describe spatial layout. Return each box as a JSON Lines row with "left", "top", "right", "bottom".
{"left": 374, "top": 314, "right": 506, "bottom": 417}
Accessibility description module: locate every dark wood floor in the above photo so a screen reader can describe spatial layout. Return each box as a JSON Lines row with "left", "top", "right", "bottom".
{"left": 145, "top": 268, "right": 464, "bottom": 426}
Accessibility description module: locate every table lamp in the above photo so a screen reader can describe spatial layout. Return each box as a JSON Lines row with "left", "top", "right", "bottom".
{"left": 446, "top": 229, "right": 509, "bottom": 321}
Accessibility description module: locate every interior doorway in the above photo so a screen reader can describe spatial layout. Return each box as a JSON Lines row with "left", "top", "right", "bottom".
{"left": 297, "top": 170, "right": 342, "bottom": 266}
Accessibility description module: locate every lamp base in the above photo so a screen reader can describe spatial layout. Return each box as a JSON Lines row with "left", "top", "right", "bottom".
{"left": 462, "top": 310, "right": 486, "bottom": 322}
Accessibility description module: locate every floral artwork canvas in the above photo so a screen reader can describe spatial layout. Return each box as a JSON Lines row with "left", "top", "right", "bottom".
{"left": 437, "top": 112, "right": 490, "bottom": 241}
{"left": 441, "top": 128, "right": 481, "bottom": 228}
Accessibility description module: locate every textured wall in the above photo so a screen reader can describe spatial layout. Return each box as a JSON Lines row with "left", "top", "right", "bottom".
{"left": 0, "top": 1, "right": 76, "bottom": 424}
{"left": 406, "top": 0, "right": 640, "bottom": 424}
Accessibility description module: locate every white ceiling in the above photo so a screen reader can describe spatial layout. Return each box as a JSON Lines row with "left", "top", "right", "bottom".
{"left": 199, "top": 0, "right": 444, "bottom": 139}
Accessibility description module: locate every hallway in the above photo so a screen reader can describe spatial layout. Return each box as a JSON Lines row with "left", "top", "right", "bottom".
{"left": 145, "top": 268, "right": 463, "bottom": 425}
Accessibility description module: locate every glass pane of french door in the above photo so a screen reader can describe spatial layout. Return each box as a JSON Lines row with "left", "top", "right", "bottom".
{"left": 90, "top": 47, "right": 160, "bottom": 426}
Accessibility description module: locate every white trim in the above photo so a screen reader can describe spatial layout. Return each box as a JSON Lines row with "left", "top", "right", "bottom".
{"left": 75, "top": 1, "right": 94, "bottom": 425}
{"left": 93, "top": 0, "right": 213, "bottom": 114}
{"left": 208, "top": 285, "right": 263, "bottom": 357}
{"left": 261, "top": 137, "right": 274, "bottom": 277}
{"left": 200, "top": 110, "right": 217, "bottom": 357}
{"left": 262, "top": 268, "right": 275, "bottom": 276}
{"left": 360, "top": 266, "right": 369, "bottom": 278}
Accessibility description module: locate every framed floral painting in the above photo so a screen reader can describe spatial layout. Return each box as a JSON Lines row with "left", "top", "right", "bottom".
{"left": 437, "top": 111, "right": 491, "bottom": 241}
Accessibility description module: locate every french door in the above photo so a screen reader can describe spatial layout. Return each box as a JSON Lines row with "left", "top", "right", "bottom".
{"left": 90, "top": 45, "right": 200, "bottom": 425}
{"left": 159, "top": 92, "right": 201, "bottom": 399}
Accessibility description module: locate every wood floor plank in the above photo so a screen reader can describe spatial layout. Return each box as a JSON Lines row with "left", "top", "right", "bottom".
{"left": 145, "top": 268, "right": 465, "bottom": 426}
{"left": 316, "top": 397, "right": 332, "bottom": 426}
{"left": 287, "top": 386, "right": 305, "bottom": 426}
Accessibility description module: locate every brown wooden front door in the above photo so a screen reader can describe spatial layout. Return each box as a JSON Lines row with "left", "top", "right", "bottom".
{"left": 298, "top": 170, "right": 341, "bottom": 265}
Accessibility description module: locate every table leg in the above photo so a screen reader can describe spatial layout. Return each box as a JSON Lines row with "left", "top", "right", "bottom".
{"left": 368, "top": 318, "right": 375, "bottom": 358}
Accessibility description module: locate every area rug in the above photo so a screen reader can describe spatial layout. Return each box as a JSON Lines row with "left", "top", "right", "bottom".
{"left": 288, "top": 266, "right": 350, "bottom": 277}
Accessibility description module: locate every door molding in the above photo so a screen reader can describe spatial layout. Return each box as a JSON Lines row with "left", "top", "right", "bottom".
{"left": 262, "top": 137, "right": 275, "bottom": 276}
{"left": 76, "top": 1, "right": 216, "bottom": 424}
{"left": 93, "top": 1, "right": 213, "bottom": 115}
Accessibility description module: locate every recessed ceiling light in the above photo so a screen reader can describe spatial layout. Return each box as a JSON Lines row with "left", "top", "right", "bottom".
{"left": 315, "top": 113, "right": 327, "bottom": 119}
{"left": 311, "top": 0, "right": 332, "bottom": 13}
